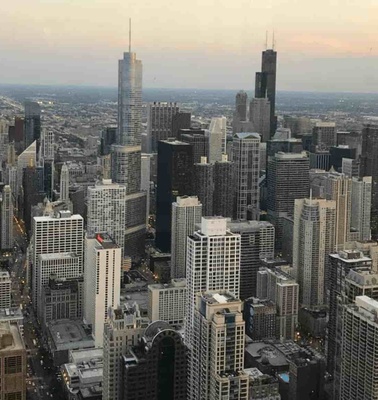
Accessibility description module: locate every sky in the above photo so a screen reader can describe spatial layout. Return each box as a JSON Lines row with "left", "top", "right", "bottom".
{"left": 1, "top": 0, "right": 378, "bottom": 92}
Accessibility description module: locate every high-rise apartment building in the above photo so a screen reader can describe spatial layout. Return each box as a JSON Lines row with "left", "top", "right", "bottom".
{"left": 191, "top": 291, "right": 248, "bottom": 400}
{"left": 1, "top": 185, "right": 13, "bottom": 250}
{"left": 84, "top": 233, "right": 121, "bottom": 347}
{"left": 228, "top": 220, "right": 274, "bottom": 299}
{"left": 86, "top": 179, "right": 126, "bottom": 249}
{"left": 59, "top": 163, "right": 69, "bottom": 202}
{"left": 255, "top": 49, "right": 277, "bottom": 135}
{"left": 111, "top": 144, "right": 141, "bottom": 192}
{"left": 122, "top": 321, "right": 188, "bottom": 400}
{"left": 351, "top": 176, "right": 372, "bottom": 241}
{"left": 361, "top": 123, "right": 378, "bottom": 234}
{"left": 293, "top": 198, "right": 336, "bottom": 307}
{"left": 244, "top": 298, "right": 277, "bottom": 341}
{"left": 208, "top": 116, "right": 227, "bottom": 161}
{"left": 24, "top": 101, "right": 41, "bottom": 148}
{"left": 32, "top": 211, "right": 84, "bottom": 312}
{"left": 171, "top": 196, "right": 202, "bottom": 279}
{"left": 233, "top": 132, "right": 261, "bottom": 221}
{"left": 267, "top": 152, "right": 309, "bottom": 248}
{"left": 185, "top": 217, "right": 240, "bottom": 349}
{"left": 193, "top": 157, "right": 214, "bottom": 216}
{"left": 146, "top": 102, "right": 179, "bottom": 152}
{"left": 312, "top": 122, "right": 336, "bottom": 150}
{"left": 213, "top": 155, "right": 234, "bottom": 218}
{"left": 0, "top": 271, "right": 11, "bottom": 309}
{"left": 339, "top": 296, "right": 378, "bottom": 400}
{"left": 155, "top": 140, "right": 192, "bottom": 252}
{"left": 40, "top": 129, "right": 54, "bottom": 161}
{"left": 249, "top": 97, "right": 271, "bottom": 142}
{"left": 103, "top": 303, "right": 149, "bottom": 400}
{"left": 0, "top": 322, "right": 27, "bottom": 400}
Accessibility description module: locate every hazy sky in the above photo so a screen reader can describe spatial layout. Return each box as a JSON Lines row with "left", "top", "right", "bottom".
{"left": 1, "top": 0, "right": 378, "bottom": 92}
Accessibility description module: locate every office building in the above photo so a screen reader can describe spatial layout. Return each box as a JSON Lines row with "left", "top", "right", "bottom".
{"left": 0, "top": 271, "right": 11, "bottom": 309}
{"left": 255, "top": 49, "right": 277, "bottom": 135}
{"left": 249, "top": 97, "right": 271, "bottom": 142}
{"left": 208, "top": 116, "right": 227, "bottom": 161}
{"left": 244, "top": 298, "right": 276, "bottom": 341}
{"left": 233, "top": 132, "right": 261, "bottom": 221}
{"left": 339, "top": 296, "right": 378, "bottom": 400}
{"left": 123, "top": 321, "right": 187, "bottom": 400}
{"left": 86, "top": 179, "right": 126, "bottom": 248}
{"left": 213, "top": 155, "right": 234, "bottom": 218}
{"left": 309, "top": 150, "right": 331, "bottom": 170}
{"left": 32, "top": 211, "right": 84, "bottom": 312}
{"left": 193, "top": 157, "right": 214, "bottom": 216}
{"left": 171, "top": 196, "right": 202, "bottom": 279}
{"left": 342, "top": 158, "right": 360, "bottom": 178}
{"left": 181, "top": 130, "right": 209, "bottom": 164}
{"left": 147, "top": 102, "right": 179, "bottom": 152}
{"left": 111, "top": 144, "right": 141, "bottom": 192}
{"left": 16, "top": 140, "right": 36, "bottom": 200}
{"left": 103, "top": 303, "right": 149, "bottom": 400}
{"left": 100, "top": 126, "right": 117, "bottom": 156}
{"left": 235, "top": 90, "right": 248, "bottom": 122}
{"left": 59, "top": 163, "right": 69, "bottom": 202}
{"left": 267, "top": 138, "right": 303, "bottom": 159}
{"left": 293, "top": 198, "right": 336, "bottom": 307}
{"left": 84, "top": 233, "right": 121, "bottom": 348}
{"left": 148, "top": 278, "right": 186, "bottom": 325}
{"left": 117, "top": 51, "right": 142, "bottom": 146}
{"left": 330, "top": 145, "right": 356, "bottom": 172}
{"left": 0, "top": 322, "right": 26, "bottom": 400}
{"left": 244, "top": 368, "right": 280, "bottom": 400}
{"left": 1, "top": 185, "right": 13, "bottom": 250}
{"left": 267, "top": 152, "right": 309, "bottom": 248}
{"left": 312, "top": 122, "right": 336, "bottom": 150}
{"left": 24, "top": 101, "right": 41, "bottom": 148}
{"left": 40, "top": 129, "right": 54, "bottom": 162}
{"left": 155, "top": 140, "right": 192, "bottom": 252}
{"left": 171, "top": 111, "right": 191, "bottom": 138}
{"left": 351, "top": 176, "right": 372, "bottom": 241}
{"left": 185, "top": 217, "right": 240, "bottom": 350}
{"left": 228, "top": 220, "right": 274, "bottom": 299}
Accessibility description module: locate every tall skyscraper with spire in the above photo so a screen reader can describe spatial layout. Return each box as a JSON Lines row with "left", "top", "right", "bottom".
{"left": 59, "top": 163, "right": 69, "bottom": 202}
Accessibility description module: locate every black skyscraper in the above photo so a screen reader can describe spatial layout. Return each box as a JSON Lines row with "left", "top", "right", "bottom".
{"left": 24, "top": 101, "right": 41, "bottom": 148}
{"left": 156, "top": 140, "right": 192, "bottom": 253}
{"left": 255, "top": 49, "right": 277, "bottom": 135}
{"left": 100, "top": 127, "right": 117, "bottom": 155}
{"left": 171, "top": 112, "right": 191, "bottom": 139}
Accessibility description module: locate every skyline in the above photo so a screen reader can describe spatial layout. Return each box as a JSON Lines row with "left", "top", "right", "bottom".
{"left": 1, "top": 0, "right": 378, "bottom": 92}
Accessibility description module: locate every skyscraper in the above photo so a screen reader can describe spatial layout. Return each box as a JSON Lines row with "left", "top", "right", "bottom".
{"left": 146, "top": 102, "right": 179, "bottom": 152}
{"left": 361, "top": 123, "right": 378, "bottom": 234}
{"left": 40, "top": 129, "right": 54, "bottom": 162}
{"left": 180, "top": 130, "right": 209, "bottom": 164}
{"left": 171, "top": 111, "right": 191, "bottom": 138}
{"left": 59, "top": 163, "right": 69, "bottom": 202}
{"left": 117, "top": 51, "right": 142, "bottom": 146}
{"left": 312, "top": 122, "right": 337, "bottom": 150}
{"left": 193, "top": 157, "right": 214, "bottom": 216}
{"left": 351, "top": 176, "right": 372, "bottom": 241}
{"left": 84, "top": 233, "right": 121, "bottom": 347}
{"left": 191, "top": 291, "right": 248, "bottom": 400}
{"left": 267, "top": 152, "right": 309, "bottom": 248}
{"left": 293, "top": 198, "right": 336, "bottom": 307}
{"left": 213, "top": 155, "right": 234, "bottom": 218}
{"left": 86, "top": 179, "right": 126, "bottom": 249}
{"left": 0, "top": 185, "right": 13, "bottom": 251}
{"left": 171, "top": 196, "right": 202, "bottom": 279}
{"left": 155, "top": 140, "right": 192, "bottom": 252}
{"left": 255, "top": 49, "right": 277, "bottom": 135}
{"left": 208, "top": 116, "right": 227, "bottom": 160}
{"left": 249, "top": 97, "right": 271, "bottom": 142}
{"left": 24, "top": 101, "right": 41, "bottom": 148}
{"left": 235, "top": 91, "right": 248, "bottom": 122}
{"left": 233, "top": 132, "right": 261, "bottom": 221}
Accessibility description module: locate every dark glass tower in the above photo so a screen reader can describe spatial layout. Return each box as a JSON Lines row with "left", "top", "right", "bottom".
{"left": 24, "top": 101, "right": 41, "bottom": 148}
{"left": 156, "top": 140, "right": 192, "bottom": 252}
{"left": 255, "top": 49, "right": 277, "bottom": 135}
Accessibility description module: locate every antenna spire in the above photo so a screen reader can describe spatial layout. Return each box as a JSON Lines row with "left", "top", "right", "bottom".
{"left": 265, "top": 31, "right": 268, "bottom": 50}
{"left": 129, "top": 18, "right": 132, "bottom": 53}
{"left": 272, "top": 30, "right": 275, "bottom": 50}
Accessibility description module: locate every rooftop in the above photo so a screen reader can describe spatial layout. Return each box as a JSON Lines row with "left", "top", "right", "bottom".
{"left": 47, "top": 320, "right": 94, "bottom": 351}
{"left": 0, "top": 322, "right": 24, "bottom": 352}
{"left": 201, "top": 291, "right": 238, "bottom": 305}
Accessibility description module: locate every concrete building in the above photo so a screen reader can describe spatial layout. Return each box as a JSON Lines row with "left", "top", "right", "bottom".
{"left": 0, "top": 271, "right": 11, "bottom": 309}
{"left": 312, "top": 122, "right": 336, "bottom": 150}
{"left": 86, "top": 179, "right": 126, "bottom": 249}
{"left": 244, "top": 298, "right": 277, "bottom": 341}
{"left": 32, "top": 211, "right": 84, "bottom": 312}
{"left": 1, "top": 185, "right": 13, "bottom": 250}
{"left": 213, "top": 155, "right": 234, "bottom": 218}
{"left": 40, "top": 129, "right": 54, "bottom": 162}
{"left": 59, "top": 163, "right": 69, "bottom": 202}
{"left": 191, "top": 291, "right": 248, "bottom": 400}
{"left": 233, "top": 132, "right": 261, "bottom": 221}
{"left": 208, "top": 116, "right": 227, "bottom": 161}
{"left": 351, "top": 176, "right": 372, "bottom": 241}
{"left": 0, "top": 322, "right": 26, "bottom": 400}
{"left": 249, "top": 97, "right": 271, "bottom": 142}
{"left": 170, "top": 196, "right": 202, "bottom": 279}
{"left": 340, "top": 296, "right": 378, "bottom": 400}
{"left": 122, "top": 321, "right": 187, "bottom": 400}
{"left": 235, "top": 91, "right": 248, "bottom": 122}
{"left": 84, "top": 233, "right": 121, "bottom": 348}
{"left": 147, "top": 278, "right": 186, "bottom": 325}
{"left": 293, "top": 198, "right": 336, "bottom": 307}
{"left": 146, "top": 102, "right": 179, "bottom": 152}
{"left": 103, "top": 303, "right": 149, "bottom": 400}
{"left": 244, "top": 368, "right": 281, "bottom": 400}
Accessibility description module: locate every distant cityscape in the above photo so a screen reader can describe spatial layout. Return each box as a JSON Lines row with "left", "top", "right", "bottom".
{"left": 0, "top": 37, "right": 377, "bottom": 400}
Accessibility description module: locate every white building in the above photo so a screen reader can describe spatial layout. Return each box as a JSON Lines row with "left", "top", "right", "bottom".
{"left": 351, "top": 176, "right": 372, "bottom": 241}
{"left": 84, "top": 233, "right": 121, "bottom": 348}
{"left": 233, "top": 132, "right": 261, "bottom": 221}
{"left": 86, "top": 179, "right": 126, "bottom": 249}
{"left": 0, "top": 271, "right": 11, "bottom": 309}
{"left": 171, "top": 196, "right": 202, "bottom": 279}
{"left": 32, "top": 211, "right": 84, "bottom": 311}
{"left": 40, "top": 129, "right": 54, "bottom": 161}
{"left": 103, "top": 303, "right": 149, "bottom": 400}
{"left": 293, "top": 198, "right": 336, "bottom": 307}
{"left": 59, "top": 163, "right": 70, "bottom": 202}
{"left": 148, "top": 278, "right": 186, "bottom": 325}
{"left": 16, "top": 140, "right": 36, "bottom": 197}
{"left": 192, "top": 291, "right": 248, "bottom": 400}
{"left": 207, "top": 116, "right": 227, "bottom": 162}
{"left": 1, "top": 186, "right": 13, "bottom": 250}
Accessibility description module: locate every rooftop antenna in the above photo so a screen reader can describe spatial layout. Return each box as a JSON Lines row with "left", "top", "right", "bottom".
{"left": 272, "top": 30, "right": 275, "bottom": 50}
{"left": 265, "top": 31, "right": 268, "bottom": 50}
{"left": 129, "top": 18, "right": 132, "bottom": 53}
